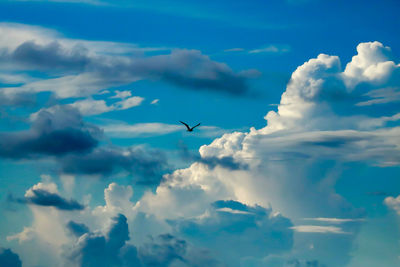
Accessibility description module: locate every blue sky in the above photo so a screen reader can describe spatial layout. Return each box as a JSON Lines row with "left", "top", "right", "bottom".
{"left": 0, "top": 1, "right": 400, "bottom": 266}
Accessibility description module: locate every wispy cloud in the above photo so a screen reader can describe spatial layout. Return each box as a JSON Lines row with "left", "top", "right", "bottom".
{"left": 102, "top": 121, "right": 233, "bottom": 138}
{"left": 103, "top": 122, "right": 181, "bottom": 138}
{"left": 249, "top": 44, "right": 291, "bottom": 54}
{"left": 223, "top": 44, "right": 291, "bottom": 55}
{"left": 356, "top": 87, "right": 400, "bottom": 106}
{"left": 302, "top": 218, "right": 365, "bottom": 224}
{"left": 69, "top": 96, "right": 144, "bottom": 116}
{"left": 150, "top": 99, "right": 159, "bottom": 105}
{"left": 224, "top": 48, "right": 245, "bottom": 52}
{"left": 290, "top": 225, "right": 350, "bottom": 234}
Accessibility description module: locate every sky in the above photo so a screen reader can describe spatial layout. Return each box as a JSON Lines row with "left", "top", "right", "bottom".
{"left": 0, "top": 0, "right": 400, "bottom": 266}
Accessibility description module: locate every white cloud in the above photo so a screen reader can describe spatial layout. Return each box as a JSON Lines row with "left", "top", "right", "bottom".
{"left": 7, "top": 227, "right": 36, "bottom": 243}
{"left": 249, "top": 44, "right": 290, "bottom": 54}
{"left": 356, "top": 87, "right": 400, "bottom": 106}
{"left": 69, "top": 98, "right": 112, "bottom": 115}
{"left": 93, "top": 183, "right": 134, "bottom": 216}
{"left": 113, "top": 96, "right": 144, "bottom": 110}
{"left": 102, "top": 122, "right": 181, "bottom": 137}
{"left": 110, "top": 90, "right": 132, "bottom": 99}
{"left": 384, "top": 195, "right": 400, "bottom": 215}
{"left": 134, "top": 41, "right": 399, "bottom": 266}
{"left": 0, "top": 22, "right": 167, "bottom": 57}
{"left": 290, "top": 225, "right": 350, "bottom": 234}
{"left": 302, "top": 218, "right": 365, "bottom": 224}
{"left": 68, "top": 96, "right": 144, "bottom": 116}
{"left": 343, "top": 41, "right": 399, "bottom": 88}
{"left": 150, "top": 98, "right": 159, "bottom": 105}
{"left": 6, "top": 41, "right": 400, "bottom": 267}
{"left": 101, "top": 121, "right": 232, "bottom": 138}
{"left": 224, "top": 48, "right": 245, "bottom": 52}
{"left": 0, "top": 73, "right": 34, "bottom": 84}
{"left": 60, "top": 174, "right": 75, "bottom": 196}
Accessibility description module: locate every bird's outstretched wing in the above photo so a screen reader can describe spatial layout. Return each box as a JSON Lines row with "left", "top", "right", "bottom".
{"left": 191, "top": 123, "right": 201, "bottom": 130}
{"left": 179, "top": 121, "right": 191, "bottom": 130}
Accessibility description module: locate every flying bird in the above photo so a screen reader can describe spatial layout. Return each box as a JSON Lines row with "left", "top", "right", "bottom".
{"left": 179, "top": 121, "right": 200, "bottom": 132}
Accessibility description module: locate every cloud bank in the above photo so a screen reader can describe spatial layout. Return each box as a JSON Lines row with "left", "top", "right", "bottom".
{"left": 4, "top": 41, "right": 400, "bottom": 267}
{"left": 0, "top": 23, "right": 257, "bottom": 103}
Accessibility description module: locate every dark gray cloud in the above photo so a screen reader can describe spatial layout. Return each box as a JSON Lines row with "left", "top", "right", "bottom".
{"left": 5, "top": 39, "right": 256, "bottom": 95}
{"left": 302, "top": 135, "right": 363, "bottom": 148}
{"left": 65, "top": 213, "right": 219, "bottom": 267}
{"left": 60, "top": 146, "right": 168, "bottom": 183}
{"left": 66, "top": 221, "right": 90, "bottom": 237}
{"left": 0, "top": 247, "right": 22, "bottom": 267}
{"left": 0, "top": 105, "right": 167, "bottom": 182}
{"left": 138, "top": 234, "right": 187, "bottom": 266}
{"left": 0, "top": 105, "right": 100, "bottom": 159}
{"left": 67, "top": 214, "right": 131, "bottom": 267}
{"left": 12, "top": 41, "right": 91, "bottom": 72}
{"left": 10, "top": 188, "right": 85, "bottom": 211}
{"left": 126, "top": 49, "right": 255, "bottom": 95}
{"left": 139, "top": 233, "right": 220, "bottom": 267}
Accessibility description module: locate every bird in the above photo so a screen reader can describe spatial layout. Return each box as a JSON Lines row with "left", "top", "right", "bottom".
{"left": 179, "top": 121, "right": 200, "bottom": 132}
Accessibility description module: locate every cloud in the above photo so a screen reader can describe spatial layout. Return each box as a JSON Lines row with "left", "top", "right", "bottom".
{"left": 302, "top": 218, "right": 365, "bottom": 224}
{"left": 0, "top": 23, "right": 257, "bottom": 100}
{"left": 356, "top": 87, "right": 400, "bottom": 106}
{"left": 69, "top": 98, "right": 113, "bottom": 116}
{"left": 60, "top": 146, "right": 168, "bottom": 182}
{"left": 94, "top": 183, "right": 135, "bottom": 215}
{"left": 66, "top": 221, "right": 90, "bottom": 237}
{"left": 11, "top": 182, "right": 85, "bottom": 210}
{"left": 66, "top": 214, "right": 132, "bottom": 267}
{"left": 69, "top": 96, "right": 144, "bottom": 115}
{"left": 11, "top": 40, "right": 91, "bottom": 71}
{"left": 150, "top": 98, "right": 159, "bottom": 105}
{"left": 384, "top": 195, "right": 400, "bottom": 215}
{"left": 23, "top": 188, "right": 85, "bottom": 210}
{"left": 6, "top": 227, "right": 35, "bottom": 243}
{"left": 285, "top": 259, "right": 326, "bottom": 267}
{"left": 170, "top": 200, "right": 293, "bottom": 266}
{"left": 223, "top": 45, "right": 290, "bottom": 55}
{"left": 64, "top": 211, "right": 219, "bottom": 267}
{"left": 0, "top": 248, "right": 22, "bottom": 267}
{"left": 249, "top": 44, "right": 291, "bottom": 54}
{"left": 290, "top": 225, "right": 350, "bottom": 234}
{"left": 0, "top": 72, "right": 33, "bottom": 84}
{"left": 4, "top": 41, "right": 399, "bottom": 267}
{"left": 224, "top": 48, "right": 245, "bottom": 52}
{"left": 113, "top": 96, "right": 144, "bottom": 110}
{"left": 103, "top": 122, "right": 231, "bottom": 138}
{"left": 138, "top": 233, "right": 220, "bottom": 267}
{"left": 179, "top": 141, "right": 248, "bottom": 170}
{"left": 343, "top": 41, "right": 399, "bottom": 88}
{"left": 138, "top": 234, "right": 187, "bottom": 266}
{"left": 0, "top": 105, "right": 100, "bottom": 158}
{"left": 110, "top": 90, "right": 132, "bottom": 99}
{"left": 137, "top": 41, "right": 399, "bottom": 266}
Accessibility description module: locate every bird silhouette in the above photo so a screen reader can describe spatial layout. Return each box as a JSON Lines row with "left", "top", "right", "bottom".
{"left": 179, "top": 121, "right": 200, "bottom": 132}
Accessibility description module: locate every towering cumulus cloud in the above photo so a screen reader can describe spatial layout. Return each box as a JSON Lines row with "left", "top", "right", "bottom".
{"left": 137, "top": 41, "right": 400, "bottom": 266}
